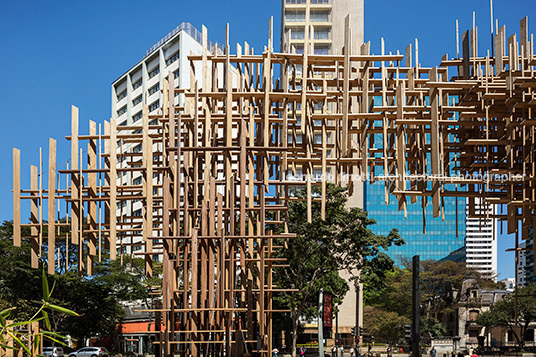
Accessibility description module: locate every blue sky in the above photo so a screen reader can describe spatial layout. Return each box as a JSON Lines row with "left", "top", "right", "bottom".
{"left": 1, "top": 0, "right": 534, "bottom": 278}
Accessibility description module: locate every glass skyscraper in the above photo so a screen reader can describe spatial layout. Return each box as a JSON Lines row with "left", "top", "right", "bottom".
{"left": 365, "top": 181, "right": 466, "bottom": 263}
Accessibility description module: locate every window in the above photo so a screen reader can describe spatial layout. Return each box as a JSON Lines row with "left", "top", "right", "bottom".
{"left": 310, "top": 11, "right": 329, "bottom": 22}
{"left": 174, "top": 69, "right": 180, "bottom": 79}
{"left": 287, "top": 133, "right": 303, "bottom": 144}
{"left": 149, "top": 100, "right": 160, "bottom": 112}
{"left": 166, "top": 52, "right": 179, "bottom": 66}
{"left": 290, "top": 29, "right": 305, "bottom": 39}
{"left": 117, "top": 105, "right": 127, "bottom": 117}
{"left": 132, "top": 94, "right": 142, "bottom": 106}
{"left": 133, "top": 144, "right": 142, "bottom": 153}
{"left": 314, "top": 28, "right": 330, "bottom": 39}
{"left": 132, "top": 111, "right": 142, "bottom": 122}
{"left": 148, "top": 83, "right": 160, "bottom": 95}
{"left": 133, "top": 209, "right": 142, "bottom": 217}
{"left": 315, "top": 46, "right": 329, "bottom": 55}
{"left": 148, "top": 66, "right": 160, "bottom": 79}
{"left": 132, "top": 78, "right": 142, "bottom": 90}
{"left": 117, "top": 90, "right": 127, "bottom": 101}
{"left": 133, "top": 176, "right": 142, "bottom": 185}
{"left": 285, "top": 11, "right": 305, "bottom": 22}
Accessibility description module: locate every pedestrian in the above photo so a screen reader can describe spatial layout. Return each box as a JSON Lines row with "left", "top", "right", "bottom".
{"left": 430, "top": 346, "right": 437, "bottom": 357}
{"left": 368, "top": 344, "right": 372, "bottom": 357}
{"left": 333, "top": 345, "right": 338, "bottom": 357}
{"left": 272, "top": 347, "right": 279, "bottom": 357}
{"left": 350, "top": 347, "right": 355, "bottom": 357}
{"left": 470, "top": 351, "right": 478, "bottom": 357}
{"left": 409, "top": 351, "right": 413, "bottom": 357}
{"left": 340, "top": 345, "right": 344, "bottom": 356}
{"left": 387, "top": 346, "right": 392, "bottom": 357}
{"left": 300, "top": 346, "right": 305, "bottom": 356}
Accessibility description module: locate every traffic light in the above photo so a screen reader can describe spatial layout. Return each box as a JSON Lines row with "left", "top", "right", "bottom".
{"left": 358, "top": 326, "right": 363, "bottom": 336}
{"left": 404, "top": 324, "right": 412, "bottom": 341}
{"left": 351, "top": 327, "right": 355, "bottom": 336}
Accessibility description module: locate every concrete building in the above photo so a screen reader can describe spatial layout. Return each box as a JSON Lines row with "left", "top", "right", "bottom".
{"left": 499, "top": 277, "right": 515, "bottom": 292}
{"left": 517, "top": 240, "right": 528, "bottom": 287}
{"left": 281, "top": 0, "right": 364, "bottom": 55}
{"left": 517, "top": 225, "right": 536, "bottom": 287}
{"left": 111, "top": 22, "right": 223, "bottom": 256}
{"left": 281, "top": 0, "right": 365, "bottom": 347}
{"left": 465, "top": 198, "right": 498, "bottom": 280}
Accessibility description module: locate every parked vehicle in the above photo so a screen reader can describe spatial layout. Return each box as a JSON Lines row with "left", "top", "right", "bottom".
{"left": 43, "top": 347, "right": 65, "bottom": 357}
{"left": 68, "top": 347, "right": 108, "bottom": 357}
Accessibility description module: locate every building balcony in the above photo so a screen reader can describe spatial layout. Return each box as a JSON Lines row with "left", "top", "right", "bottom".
{"left": 284, "top": 22, "right": 331, "bottom": 28}
{"left": 289, "top": 38, "right": 331, "bottom": 44}
{"left": 284, "top": 3, "right": 332, "bottom": 10}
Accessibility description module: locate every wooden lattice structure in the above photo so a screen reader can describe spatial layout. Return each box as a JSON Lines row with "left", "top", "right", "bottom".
{"left": 11, "top": 10, "right": 536, "bottom": 356}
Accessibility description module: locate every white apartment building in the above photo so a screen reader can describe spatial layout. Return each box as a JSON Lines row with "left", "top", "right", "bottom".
{"left": 111, "top": 22, "right": 223, "bottom": 256}
{"left": 465, "top": 198, "right": 498, "bottom": 280}
{"left": 281, "top": 0, "right": 364, "bottom": 55}
{"left": 517, "top": 238, "right": 534, "bottom": 288}
{"left": 280, "top": 0, "right": 365, "bottom": 345}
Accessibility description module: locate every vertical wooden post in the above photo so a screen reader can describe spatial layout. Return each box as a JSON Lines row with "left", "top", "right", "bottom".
{"left": 13, "top": 148, "right": 21, "bottom": 247}
{"left": 71, "top": 106, "right": 79, "bottom": 245}
{"left": 109, "top": 118, "right": 117, "bottom": 260}
{"left": 48, "top": 138, "right": 57, "bottom": 275}
{"left": 30, "top": 165, "right": 39, "bottom": 268}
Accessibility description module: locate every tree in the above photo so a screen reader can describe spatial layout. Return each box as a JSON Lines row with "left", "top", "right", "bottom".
{"left": 363, "top": 267, "right": 412, "bottom": 317}
{"left": 477, "top": 284, "right": 536, "bottom": 350}
{"left": 274, "top": 184, "right": 403, "bottom": 357}
{"left": 364, "top": 306, "right": 410, "bottom": 346}
{"left": 0, "top": 266, "right": 79, "bottom": 357}
{"left": 366, "top": 260, "right": 501, "bottom": 341}
{"left": 0, "top": 220, "right": 149, "bottom": 348}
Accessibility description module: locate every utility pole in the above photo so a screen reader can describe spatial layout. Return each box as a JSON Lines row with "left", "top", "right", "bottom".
{"left": 318, "top": 288, "right": 324, "bottom": 357}
{"left": 412, "top": 255, "right": 420, "bottom": 357}
{"left": 336, "top": 310, "right": 339, "bottom": 346}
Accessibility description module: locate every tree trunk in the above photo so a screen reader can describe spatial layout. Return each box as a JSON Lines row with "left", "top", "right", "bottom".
{"left": 292, "top": 308, "right": 299, "bottom": 357}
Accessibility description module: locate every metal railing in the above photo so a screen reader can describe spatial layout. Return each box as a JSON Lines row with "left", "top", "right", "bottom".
{"left": 143, "top": 22, "right": 222, "bottom": 59}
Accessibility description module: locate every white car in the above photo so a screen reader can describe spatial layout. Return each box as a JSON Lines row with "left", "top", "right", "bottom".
{"left": 43, "top": 347, "right": 64, "bottom": 357}
{"left": 68, "top": 347, "right": 108, "bottom": 357}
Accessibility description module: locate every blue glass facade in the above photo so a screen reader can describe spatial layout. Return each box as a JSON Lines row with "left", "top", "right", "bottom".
{"left": 364, "top": 181, "right": 466, "bottom": 263}
{"left": 363, "top": 95, "right": 466, "bottom": 263}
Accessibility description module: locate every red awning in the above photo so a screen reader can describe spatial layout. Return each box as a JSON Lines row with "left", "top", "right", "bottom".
{"left": 121, "top": 322, "right": 166, "bottom": 334}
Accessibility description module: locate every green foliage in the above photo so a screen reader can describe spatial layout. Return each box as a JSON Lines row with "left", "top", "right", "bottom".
{"left": 477, "top": 284, "right": 536, "bottom": 349}
{"left": 364, "top": 267, "right": 411, "bottom": 317}
{"left": 0, "top": 264, "right": 79, "bottom": 356}
{"left": 364, "top": 306, "right": 411, "bottom": 345}
{"left": 0, "top": 220, "right": 149, "bottom": 345}
{"left": 273, "top": 184, "right": 403, "bottom": 355}
{"left": 366, "top": 260, "right": 501, "bottom": 343}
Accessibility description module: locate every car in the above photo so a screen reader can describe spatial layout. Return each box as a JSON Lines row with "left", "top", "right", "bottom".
{"left": 43, "top": 347, "right": 65, "bottom": 357}
{"left": 68, "top": 347, "right": 108, "bottom": 357}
